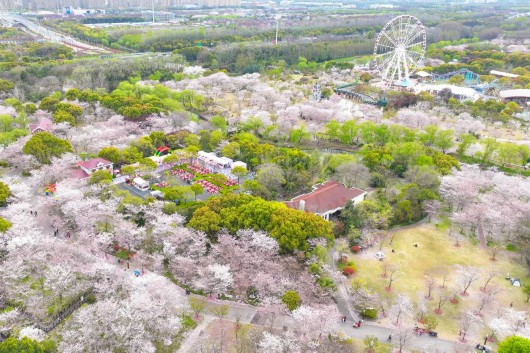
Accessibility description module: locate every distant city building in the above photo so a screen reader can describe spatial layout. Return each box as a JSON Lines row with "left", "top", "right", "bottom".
{"left": 15, "top": 0, "right": 240, "bottom": 10}
{"left": 141, "top": 10, "right": 175, "bottom": 21}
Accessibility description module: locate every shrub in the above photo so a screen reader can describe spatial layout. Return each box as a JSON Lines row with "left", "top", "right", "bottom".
{"left": 424, "top": 315, "right": 439, "bottom": 330}
{"left": 506, "top": 244, "right": 517, "bottom": 252}
{"left": 343, "top": 266, "right": 356, "bottom": 276}
{"left": 162, "top": 202, "right": 178, "bottom": 215}
{"left": 281, "top": 290, "right": 301, "bottom": 311}
{"left": 317, "top": 277, "right": 335, "bottom": 289}
{"left": 361, "top": 308, "right": 378, "bottom": 319}
{"left": 85, "top": 293, "right": 97, "bottom": 304}
{"left": 308, "top": 262, "right": 321, "bottom": 275}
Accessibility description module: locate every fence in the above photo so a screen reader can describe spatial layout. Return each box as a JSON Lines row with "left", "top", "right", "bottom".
{"left": 33, "top": 288, "right": 93, "bottom": 333}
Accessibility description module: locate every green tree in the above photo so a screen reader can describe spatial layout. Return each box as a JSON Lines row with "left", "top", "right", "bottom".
{"left": 281, "top": 290, "right": 301, "bottom": 311}
{"left": 185, "top": 133, "right": 200, "bottom": 148}
{"left": 456, "top": 133, "right": 477, "bottom": 157}
{"left": 121, "top": 146, "right": 143, "bottom": 164}
{"left": 363, "top": 335, "right": 379, "bottom": 353}
{"left": 0, "top": 114, "right": 13, "bottom": 132}
{"left": 55, "top": 103, "right": 82, "bottom": 117}
{"left": 210, "top": 130, "right": 223, "bottom": 149}
{"left": 98, "top": 146, "right": 121, "bottom": 164}
{"left": 0, "top": 216, "right": 12, "bottom": 233}
{"left": 190, "top": 183, "right": 204, "bottom": 201}
{"left": 0, "top": 79, "right": 14, "bottom": 93}
{"left": 325, "top": 120, "right": 342, "bottom": 140}
{"left": 188, "top": 297, "right": 207, "bottom": 319}
{"left": 478, "top": 138, "right": 498, "bottom": 164}
{"left": 88, "top": 170, "right": 113, "bottom": 185}
{"left": 65, "top": 88, "right": 81, "bottom": 100}
{"left": 188, "top": 206, "right": 221, "bottom": 236}
{"left": 162, "top": 202, "right": 178, "bottom": 215}
{"left": 39, "top": 97, "right": 60, "bottom": 112}
{"left": 222, "top": 142, "right": 240, "bottom": 159}
{"left": 424, "top": 315, "right": 439, "bottom": 331}
{"left": 121, "top": 165, "right": 136, "bottom": 177}
{"left": 0, "top": 337, "right": 56, "bottom": 353}
{"left": 518, "top": 145, "right": 530, "bottom": 166}
{"left": 231, "top": 166, "right": 248, "bottom": 185}
{"left": 434, "top": 129, "right": 454, "bottom": 153}
{"left": 497, "top": 143, "right": 520, "bottom": 166}
{"left": 164, "top": 186, "right": 185, "bottom": 201}
{"left": 25, "top": 103, "right": 37, "bottom": 115}
{"left": 498, "top": 336, "right": 530, "bottom": 353}
{"left": 53, "top": 110, "right": 76, "bottom": 125}
{"left": 211, "top": 115, "right": 227, "bottom": 132}
{"left": 23, "top": 132, "right": 73, "bottom": 164}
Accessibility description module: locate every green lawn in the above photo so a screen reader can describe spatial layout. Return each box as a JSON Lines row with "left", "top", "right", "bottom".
{"left": 351, "top": 223, "right": 530, "bottom": 339}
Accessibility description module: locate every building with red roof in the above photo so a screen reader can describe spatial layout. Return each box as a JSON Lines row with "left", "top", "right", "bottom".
{"left": 28, "top": 117, "right": 53, "bottom": 134}
{"left": 73, "top": 157, "right": 113, "bottom": 180}
{"left": 285, "top": 180, "right": 367, "bottom": 220}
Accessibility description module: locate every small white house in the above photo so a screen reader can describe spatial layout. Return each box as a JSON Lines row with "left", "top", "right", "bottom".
{"left": 133, "top": 177, "right": 150, "bottom": 191}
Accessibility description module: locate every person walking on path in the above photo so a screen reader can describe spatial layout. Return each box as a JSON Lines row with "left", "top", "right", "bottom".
{"left": 387, "top": 334, "right": 392, "bottom": 342}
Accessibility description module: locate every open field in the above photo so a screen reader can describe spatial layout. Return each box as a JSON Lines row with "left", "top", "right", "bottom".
{"left": 351, "top": 223, "right": 530, "bottom": 339}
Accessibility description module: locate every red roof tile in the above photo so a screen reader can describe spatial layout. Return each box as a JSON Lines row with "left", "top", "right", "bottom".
{"left": 71, "top": 169, "right": 89, "bottom": 180}
{"left": 29, "top": 118, "right": 53, "bottom": 133}
{"left": 77, "top": 158, "right": 112, "bottom": 170}
{"left": 285, "top": 181, "right": 366, "bottom": 214}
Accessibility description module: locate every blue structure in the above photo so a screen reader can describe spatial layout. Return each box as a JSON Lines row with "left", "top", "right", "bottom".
{"left": 431, "top": 69, "right": 480, "bottom": 85}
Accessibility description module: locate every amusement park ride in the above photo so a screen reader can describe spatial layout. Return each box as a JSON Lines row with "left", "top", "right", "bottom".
{"left": 333, "top": 15, "right": 500, "bottom": 104}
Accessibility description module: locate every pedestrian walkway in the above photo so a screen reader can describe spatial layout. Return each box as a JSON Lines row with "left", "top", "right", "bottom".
{"left": 178, "top": 316, "right": 214, "bottom": 353}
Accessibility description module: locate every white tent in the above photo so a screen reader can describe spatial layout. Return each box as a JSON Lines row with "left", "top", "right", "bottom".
{"left": 198, "top": 151, "right": 233, "bottom": 167}
{"left": 133, "top": 177, "right": 150, "bottom": 191}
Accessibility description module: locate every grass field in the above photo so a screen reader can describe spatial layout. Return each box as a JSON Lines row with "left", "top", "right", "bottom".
{"left": 350, "top": 223, "right": 530, "bottom": 339}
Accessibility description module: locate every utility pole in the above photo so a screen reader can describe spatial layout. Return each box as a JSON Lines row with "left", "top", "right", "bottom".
{"left": 152, "top": 0, "right": 155, "bottom": 23}
{"left": 274, "top": 15, "right": 280, "bottom": 45}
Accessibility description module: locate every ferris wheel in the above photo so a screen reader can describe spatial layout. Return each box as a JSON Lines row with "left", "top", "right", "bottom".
{"left": 373, "top": 15, "right": 426, "bottom": 83}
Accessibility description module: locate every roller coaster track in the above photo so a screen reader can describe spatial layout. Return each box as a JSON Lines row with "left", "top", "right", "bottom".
{"left": 334, "top": 80, "right": 379, "bottom": 105}
{"left": 431, "top": 69, "right": 480, "bottom": 83}
{"left": 335, "top": 87, "right": 378, "bottom": 105}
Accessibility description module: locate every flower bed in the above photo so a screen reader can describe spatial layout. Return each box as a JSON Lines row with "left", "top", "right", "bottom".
{"left": 112, "top": 244, "right": 135, "bottom": 260}
{"left": 188, "top": 163, "right": 211, "bottom": 175}
{"left": 170, "top": 168, "right": 194, "bottom": 181}
{"left": 196, "top": 179, "right": 221, "bottom": 193}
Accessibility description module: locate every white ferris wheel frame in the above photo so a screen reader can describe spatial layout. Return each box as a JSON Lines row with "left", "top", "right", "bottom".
{"left": 373, "top": 15, "right": 427, "bottom": 83}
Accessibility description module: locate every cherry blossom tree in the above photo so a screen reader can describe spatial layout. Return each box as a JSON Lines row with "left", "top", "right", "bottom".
{"left": 455, "top": 265, "right": 481, "bottom": 296}
{"left": 389, "top": 294, "right": 414, "bottom": 325}
{"left": 459, "top": 311, "right": 482, "bottom": 342}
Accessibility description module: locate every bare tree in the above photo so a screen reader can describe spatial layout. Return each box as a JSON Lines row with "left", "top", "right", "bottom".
{"left": 434, "top": 288, "right": 450, "bottom": 315}
{"left": 386, "top": 266, "right": 401, "bottom": 291}
{"left": 377, "top": 230, "right": 389, "bottom": 251}
{"left": 424, "top": 275, "right": 436, "bottom": 299}
{"left": 481, "top": 268, "right": 500, "bottom": 292}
